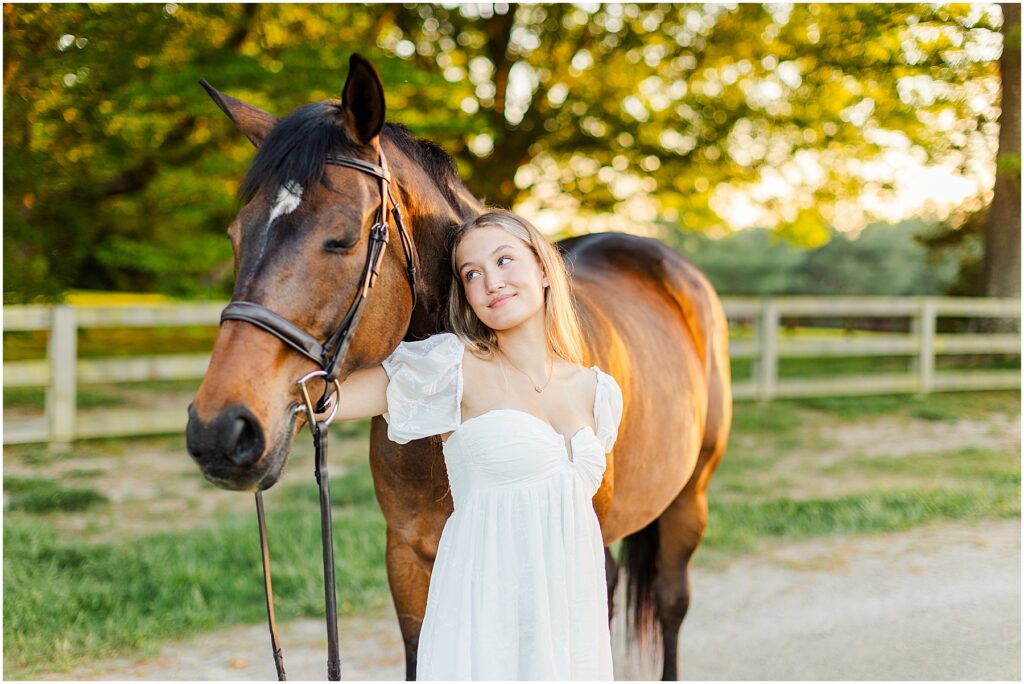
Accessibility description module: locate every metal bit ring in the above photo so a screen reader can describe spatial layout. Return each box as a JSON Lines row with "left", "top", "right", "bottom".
{"left": 296, "top": 370, "right": 342, "bottom": 432}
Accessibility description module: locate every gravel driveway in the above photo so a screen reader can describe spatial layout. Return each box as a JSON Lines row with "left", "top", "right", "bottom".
{"left": 52, "top": 517, "right": 1020, "bottom": 681}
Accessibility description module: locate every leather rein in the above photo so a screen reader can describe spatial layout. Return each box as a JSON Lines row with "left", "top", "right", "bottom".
{"left": 219, "top": 149, "right": 418, "bottom": 680}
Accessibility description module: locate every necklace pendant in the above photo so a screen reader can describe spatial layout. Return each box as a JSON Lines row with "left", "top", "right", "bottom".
{"left": 534, "top": 386, "right": 543, "bottom": 393}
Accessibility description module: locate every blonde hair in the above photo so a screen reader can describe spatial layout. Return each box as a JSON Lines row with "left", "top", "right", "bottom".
{"left": 447, "top": 209, "right": 586, "bottom": 364}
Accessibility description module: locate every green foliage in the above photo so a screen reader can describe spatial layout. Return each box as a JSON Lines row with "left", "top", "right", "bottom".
{"left": 670, "top": 225, "right": 807, "bottom": 294}
{"left": 794, "top": 222, "right": 957, "bottom": 294}
{"left": 95, "top": 234, "right": 232, "bottom": 298}
{"left": 674, "top": 218, "right": 961, "bottom": 295}
{"left": 2, "top": 4, "right": 1004, "bottom": 301}
{"left": 916, "top": 209, "right": 986, "bottom": 296}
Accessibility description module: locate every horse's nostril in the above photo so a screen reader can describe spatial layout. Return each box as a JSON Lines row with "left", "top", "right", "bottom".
{"left": 228, "top": 413, "right": 263, "bottom": 467}
{"left": 227, "top": 417, "right": 246, "bottom": 447}
{"left": 186, "top": 403, "right": 266, "bottom": 476}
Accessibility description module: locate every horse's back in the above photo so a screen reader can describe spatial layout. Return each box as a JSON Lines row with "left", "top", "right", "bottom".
{"left": 558, "top": 231, "right": 725, "bottom": 374}
{"left": 557, "top": 232, "right": 732, "bottom": 538}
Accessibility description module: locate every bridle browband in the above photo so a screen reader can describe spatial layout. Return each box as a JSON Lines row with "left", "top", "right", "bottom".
{"left": 218, "top": 148, "right": 418, "bottom": 681}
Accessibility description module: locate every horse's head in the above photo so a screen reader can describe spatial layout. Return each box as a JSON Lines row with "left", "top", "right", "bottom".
{"left": 186, "top": 55, "right": 416, "bottom": 491}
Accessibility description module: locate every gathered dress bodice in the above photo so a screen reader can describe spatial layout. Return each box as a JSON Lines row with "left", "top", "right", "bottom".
{"left": 443, "top": 406, "right": 609, "bottom": 505}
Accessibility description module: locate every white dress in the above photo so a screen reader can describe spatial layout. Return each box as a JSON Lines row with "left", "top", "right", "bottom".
{"left": 381, "top": 333, "right": 624, "bottom": 681}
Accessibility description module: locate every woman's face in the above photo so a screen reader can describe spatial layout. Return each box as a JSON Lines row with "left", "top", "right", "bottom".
{"left": 455, "top": 225, "right": 549, "bottom": 332}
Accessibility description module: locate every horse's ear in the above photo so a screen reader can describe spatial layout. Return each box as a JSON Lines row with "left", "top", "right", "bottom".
{"left": 341, "top": 54, "right": 386, "bottom": 145}
{"left": 198, "top": 79, "right": 279, "bottom": 148}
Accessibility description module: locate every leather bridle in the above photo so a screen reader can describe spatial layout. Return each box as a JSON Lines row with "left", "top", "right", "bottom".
{"left": 222, "top": 152, "right": 417, "bottom": 383}
{"left": 218, "top": 149, "right": 418, "bottom": 680}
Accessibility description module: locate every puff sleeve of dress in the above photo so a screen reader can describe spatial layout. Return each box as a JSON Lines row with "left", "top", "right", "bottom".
{"left": 570, "top": 367, "right": 624, "bottom": 498}
{"left": 594, "top": 369, "right": 624, "bottom": 454}
{"left": 380, "top": 333, "right": 464, "bottom": 445}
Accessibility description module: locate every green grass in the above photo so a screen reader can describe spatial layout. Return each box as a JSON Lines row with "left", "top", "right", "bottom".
{"left": 729, "top": 400, "right": 804, "bottom": 435}
{"left": 3, "top": 477, "right": 109, "bottom": 514}
{"left": 779, "top": 389, "right": 1020, "bottom": 421}
{"left": 4, "top": 386, "right": 127, "bottom": 411}
{"left": 712, "top": 389, "right": 1020, "bottom": 508}
{"left": 3, "top": 326, "right": 219, "bottom": 362}
{"left": 4, "top": 380, "right": 201, "bottom": 412}
{"left": 822, "top": 446, "right": 1020, "bottom": 481}
{"left": 282, "top": 464, "right": 379, "bottom": 509}
{"left": 730, "top": 353, "right": 1020, "bottom": 381}
{"left": 63, "top": 468, "right": 106, "bottom": 480}
{"left": 700, "top": 485, "right": 1020, "bottom": 564}
{"left": 3, "top": 471, "right": 389, "bottom": 678}
{"left": 10, "top": 446, "right": 65, "bottom": 466}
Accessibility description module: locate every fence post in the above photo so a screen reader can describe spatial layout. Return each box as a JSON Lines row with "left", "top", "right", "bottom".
{"left": 917, "top": 298, "right": 936, "bottom": 394}
{"left": 757, "top": 299, "right": 779, "bottom": 401}
{"left": 47, "top": 305, "right": 77, "bottom": 449}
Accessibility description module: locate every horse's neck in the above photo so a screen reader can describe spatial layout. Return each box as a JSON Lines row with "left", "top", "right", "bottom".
{"left": 384, "top": 142, "right": 482, "bottom": 336}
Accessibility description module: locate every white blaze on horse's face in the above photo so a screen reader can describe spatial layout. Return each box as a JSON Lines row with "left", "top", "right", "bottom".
{"left": 268, "top": 181, "right": 304, "bottom": 225}
{"left": 248, "top": 181, "right": 305, "bottom": 271}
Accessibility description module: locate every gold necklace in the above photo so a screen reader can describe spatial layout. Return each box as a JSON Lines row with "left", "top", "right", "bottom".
{"left": 499, "top": 350, "right": 554, "bottom": 393}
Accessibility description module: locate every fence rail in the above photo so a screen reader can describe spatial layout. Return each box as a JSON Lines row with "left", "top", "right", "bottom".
{"left": 3, "top": 297, "right": 1020, "bottom": 446}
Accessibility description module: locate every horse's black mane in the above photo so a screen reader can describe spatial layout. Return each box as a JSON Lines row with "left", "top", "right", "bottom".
{"left": 386, "top": 122, "right": 465, "bottom": 209}
{"left": 238, "top": 101, "right": 464, "bottom": 210}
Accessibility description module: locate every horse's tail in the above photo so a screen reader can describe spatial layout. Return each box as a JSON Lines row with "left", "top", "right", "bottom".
{"left": 619, "top": 517, "right": 661, "bottom": 651}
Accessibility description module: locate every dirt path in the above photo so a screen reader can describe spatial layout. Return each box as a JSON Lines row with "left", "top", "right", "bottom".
{"left": 52, "top": 517, "right": 1020, "bottom": 681}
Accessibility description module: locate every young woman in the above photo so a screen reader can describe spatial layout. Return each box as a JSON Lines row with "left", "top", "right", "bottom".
{"left": 335, "top": 209, "right": 623, "bottom": 680}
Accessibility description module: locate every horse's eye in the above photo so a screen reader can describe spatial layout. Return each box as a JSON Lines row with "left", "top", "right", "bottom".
{"left": 323, "top": 237, "right": 358, "bottom": 254}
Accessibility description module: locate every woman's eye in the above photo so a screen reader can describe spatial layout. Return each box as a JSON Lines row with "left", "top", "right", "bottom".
{"left": 465, "top": 256, "right": 510, "bottom": 281}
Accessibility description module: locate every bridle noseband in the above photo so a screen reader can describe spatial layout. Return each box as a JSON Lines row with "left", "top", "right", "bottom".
{"left": 218, "top": 148, "right": 418, "bottom": 681}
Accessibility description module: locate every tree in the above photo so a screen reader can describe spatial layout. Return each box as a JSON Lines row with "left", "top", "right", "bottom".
{"left": 381, "top": 4, "right": 1004, "bottom": 244}
{"left": 980, "top": 3, "right": 1020, "bottom": 298}
{"left": 3, "top": 4, "right": 403, "bottom": 301}
{"left": 675, "top": 219, "right": 958, "bottom": 297}
{"left": 2, "top": 4, "right": 1009, "bottom": 301}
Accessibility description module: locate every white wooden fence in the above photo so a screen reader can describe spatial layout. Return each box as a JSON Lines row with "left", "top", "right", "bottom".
{"left": 3, "top": 297, "right": 1020, "bottom": 446}
{"left": 723, "top": 296, "right": 1019, "bottom": 401}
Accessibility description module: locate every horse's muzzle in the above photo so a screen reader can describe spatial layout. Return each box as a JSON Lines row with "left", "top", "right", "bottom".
{"left": 186, "top": 403, "right": 277, "bottom": 491}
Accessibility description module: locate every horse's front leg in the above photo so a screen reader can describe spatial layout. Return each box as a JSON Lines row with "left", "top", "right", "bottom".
{"left": 370, "top": 421, "right": 452, "bottom": 681}
{"left": 384, "top": 527, "right": 436, "bottom": 680}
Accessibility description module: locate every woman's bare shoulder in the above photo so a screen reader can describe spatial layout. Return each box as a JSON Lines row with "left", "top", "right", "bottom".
{"left": 553, "top": 359, "right": 599, "bottom": 400}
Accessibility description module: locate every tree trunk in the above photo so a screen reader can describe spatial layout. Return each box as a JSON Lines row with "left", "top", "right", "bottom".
{"left": 981, "top": 3, "right": 1021, "bottom": 299}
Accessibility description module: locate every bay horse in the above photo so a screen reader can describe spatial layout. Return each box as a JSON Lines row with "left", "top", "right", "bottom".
{"left": 186, "top": 54, "right": 732, "bottom": 680}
